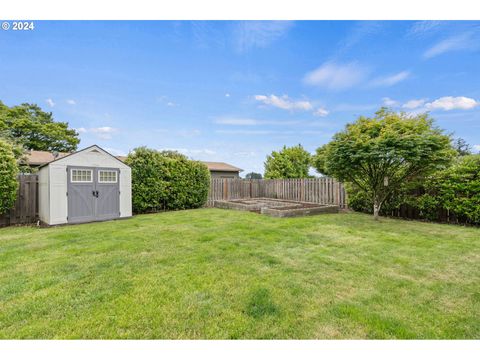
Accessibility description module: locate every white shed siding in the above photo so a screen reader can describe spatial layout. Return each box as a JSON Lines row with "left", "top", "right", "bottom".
{"left": 49, "top": 164, "right": 68, "bottom": 225}
{"left": 37, "top": 166, "right": 50, "bottom": 224}
{"left": 39, "top": 145, "right": 132, "bottom": 225}
{"left": 119, "top": 168, "right": 132, "bottom": 217}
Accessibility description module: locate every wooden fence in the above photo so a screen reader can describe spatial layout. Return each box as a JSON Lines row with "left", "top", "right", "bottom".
{"left": 207, "top": 178, "right": 348, "bottom": 208}
{"left": 0, "top": 174, "right": 38, "bottom": 227}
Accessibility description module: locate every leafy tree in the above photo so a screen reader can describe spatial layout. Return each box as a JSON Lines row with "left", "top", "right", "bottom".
{"left": 245, "top": 172, "right": 263, "bottom": 179}
{"left": 314, "top": 108, "right": 455, "bottom": 220}
{"left": 126, "top": 147, "right": 210, "bottom": 213}
{"left": 264, "top": 144, "right": 311, "bottom": 179}
{"left": 417, "top": 154, "right": 480, "bottom": 224}
{"left": 0, "top": 101, "right": 80, "bottom": 152}
{"left": 158, "top": 150, "right": 188, "bottom": 160}
{"left": 0, "top": 139, "right": 19, "bottom": 214}
{"left": 452, "top": 137, "right": 472, "bottom": 156}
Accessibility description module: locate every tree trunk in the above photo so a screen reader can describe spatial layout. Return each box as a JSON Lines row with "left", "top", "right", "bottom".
{"left": 373, "top": 201, "right": 381, "bottom": 220}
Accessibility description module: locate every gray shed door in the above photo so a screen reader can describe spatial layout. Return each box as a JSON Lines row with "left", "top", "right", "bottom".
{"left": 67, "top": 167, "right": 120, "bottom": 223}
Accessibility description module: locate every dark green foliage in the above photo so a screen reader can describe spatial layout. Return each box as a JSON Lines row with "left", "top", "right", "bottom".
{"left": 0, "top": 101, "right": 79, "bottom": 152}
{"left": 0, "top": 139, "right": 19, "bottom": 214}
{"left": 264, "top": 144, "right": 311, "bottom": 179}
{"left": 420, "top": 155, "right": 480, "bottom": 224}
{"left": 245, "top": 172, "right": 262, "bottom": 179}
{"left": 126, "top": 147, "right": 210, "bottom": 213}
{"left": 315, "top": 108, "right": 455, "bottom": 219}
{"left": 348, "top": 155, "right": 480, "bottom": 225}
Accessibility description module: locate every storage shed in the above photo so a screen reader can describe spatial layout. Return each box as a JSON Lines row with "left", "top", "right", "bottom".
{"left": 38, "top": 145, "right": 132, "bottom": 225}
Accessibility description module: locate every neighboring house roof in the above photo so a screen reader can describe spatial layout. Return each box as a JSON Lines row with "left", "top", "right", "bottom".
{"left": 26, "top": 150, "right": 70, "bottom": 166}
{"left": 26, "top": 151, "right": 241, "bottom": 172}
{"left": 201, "top": 161, "right": 243, "bottom": 172}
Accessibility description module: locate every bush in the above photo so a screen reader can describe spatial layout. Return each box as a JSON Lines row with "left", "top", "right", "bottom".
{"left": 422, "top": 155, "right": 480, "bottom": 224}
{"left": 347, "top": 155, "right": 480, "bottom": 225}
{"left": 126, "top": 147, "right": 210, "bottom": 213}
{"left": 0, "top": 139, "right": 19, "bottom": 214}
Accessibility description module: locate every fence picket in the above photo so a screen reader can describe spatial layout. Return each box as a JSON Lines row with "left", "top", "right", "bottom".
{"left": 206, "top": 177, "right": 348, "bottom": 208}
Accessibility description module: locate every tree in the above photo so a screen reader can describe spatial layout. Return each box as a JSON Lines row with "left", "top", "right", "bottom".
{"left": 264, "top": 144, "right": 311, "bottom": 179}
{"left": 0, "top": 139, "right": 19, "bottom": 214}
{"left": 0, "top": 101, "right": 80, "bottom": 152}
{"left": 314, "top": 108, "right": 455, "bottom": 220}
{"left": 452, "top": 137, "right": 472, "bottom": 156}
{"left": 245, "top": 172, "right": 262, "bottom": 179}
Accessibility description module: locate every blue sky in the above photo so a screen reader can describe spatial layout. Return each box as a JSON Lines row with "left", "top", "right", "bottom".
{"left": 1, "top": 20, "right": 480, "bottom": 174}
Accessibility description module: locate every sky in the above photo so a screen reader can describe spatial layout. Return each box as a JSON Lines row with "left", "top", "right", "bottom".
{"left": 1, "top": 20, "right": 480, "bottom": 175}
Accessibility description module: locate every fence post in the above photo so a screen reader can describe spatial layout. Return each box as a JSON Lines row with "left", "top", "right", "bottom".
{"left": 223, "top": 178, "right": 228, "bottom": 200}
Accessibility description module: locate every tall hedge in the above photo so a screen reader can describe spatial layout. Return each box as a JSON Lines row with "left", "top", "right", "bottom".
{"left": 0, "top": 139, "right": 19, "bottom": 214}
{"left": 348, "top": 154, "right": 480, "bottom": 225}
{"left": 126, "top": 147, "right": 210, "bottom": 213}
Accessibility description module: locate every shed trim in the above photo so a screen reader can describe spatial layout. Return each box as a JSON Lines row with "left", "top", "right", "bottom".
{"left": 38, "top": 145, "right": 128, "bottom": 169}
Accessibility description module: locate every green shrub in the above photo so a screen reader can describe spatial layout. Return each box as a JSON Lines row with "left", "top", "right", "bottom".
{"left": 423, "top": 155, "right": 480, "bottom": 224}
{"left": 347, "top": 155, "right": 480, "bottom": 225}
{"left": 0, "top": 139, "right": 19, "bottom": 214}
{"left": 126, "top": 147, "right": 210, "bottom": 213}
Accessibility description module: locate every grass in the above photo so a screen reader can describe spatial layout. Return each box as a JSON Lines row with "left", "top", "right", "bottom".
{"left": 0, "top": 209, "right": 479, "bottom": 339}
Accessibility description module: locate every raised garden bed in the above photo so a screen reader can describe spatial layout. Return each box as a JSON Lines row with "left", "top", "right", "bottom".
{"left": 214, "top": 198, "right": 339, "bottom": 217}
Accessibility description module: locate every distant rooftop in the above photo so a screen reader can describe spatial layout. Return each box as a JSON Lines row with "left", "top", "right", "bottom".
{"left": 26, "top": 151, "right": 242, "bottom": 172}
{"left": 201, "top": 161, "right": 243, "bottom": 172}
{"left": 25, "top": 150, "right": 70, "bottom": 166}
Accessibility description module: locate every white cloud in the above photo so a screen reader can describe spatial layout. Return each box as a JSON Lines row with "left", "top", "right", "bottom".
{"left": 234, "top": 21, "right": 293, "bottom": 52}
{"left": 216, "top": 129, "right": 324, "bottom": 136}
{"left": 234, "top": 151, "right": 256, "bottom": 157}
{"left": 157, "top": 96, "right": 178, "bottom": 107}
{"left": 75, "top": 127, "right": 87, "bottom": 134}
{"left": 225, "top": 93, "right": 230, "bottom": 97}
{"left": 161, "top": 148, "right": 216, "bottom": 156}
{"left": 403, "top": 99, "right": 427, "bottom": 109}
{"left": 382, "top": 97, "right": 399, "bottom": 107}
{"left": 89, "top": 126, "right": 117, "bottom": 140}
{"left": 313, "top": 107, "right": 329, "bottom": 117}
{"left": 66, "top": 99, "right": 76, "bottom": 105}
{"left": 408, "top": 21, "right": 443, "bottom": 37}
{"left": 189, "top": 149, "right": 216, "bottom": 155}
{"left": 370, "top": 71, "right": 410, "bottom": 87}
{"left": 425, "top": 96, "right": 479, "bottom": 111}
{"left": 254, "top": 94, "right": 313, "bottom": 111}
{"left": 45, "top": 98, "right": 55, "bottom": 107}
{"left": 473, "top": 145, "right": 480, "bottom": 153}
{"left": 216, "top": 118, "right": 258, "bottom": 126}
{"left": 423, "top": 32, "right": 477, "bottom": 59}
{"left": 303, "top": 61, "right": 368, "bottom": 90}
{"left": 215, "top": 117, "right": 300, "bottom": 126}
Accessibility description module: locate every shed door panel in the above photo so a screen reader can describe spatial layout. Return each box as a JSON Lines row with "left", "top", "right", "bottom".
{"left": 95, "top": 169, "right": 120, "bottom": 221}
{"left": 67, "top": 167, "right": 96, "bottom": 223}
{"left": 67, "top": 167, "right": 120, "bottom": 223}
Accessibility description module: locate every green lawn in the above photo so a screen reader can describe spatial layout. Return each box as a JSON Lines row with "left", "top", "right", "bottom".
{"left": 0, "top": 209, "right": 479, "bottom": 339}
